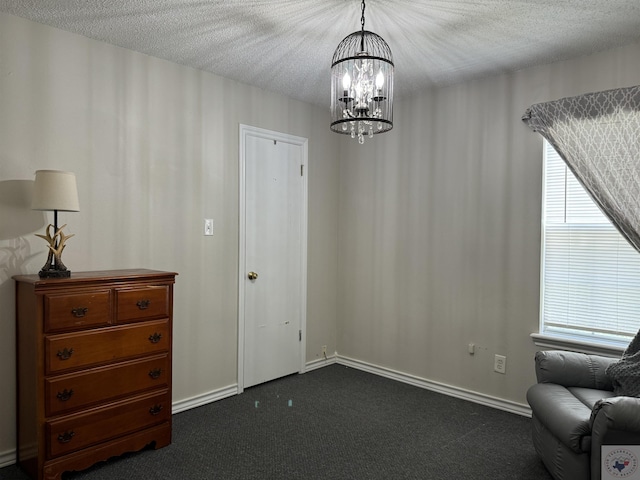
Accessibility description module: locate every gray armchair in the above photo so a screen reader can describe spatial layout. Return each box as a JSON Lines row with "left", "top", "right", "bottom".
{"left": 527, "top": 350, "right": 640, "bottom": 480}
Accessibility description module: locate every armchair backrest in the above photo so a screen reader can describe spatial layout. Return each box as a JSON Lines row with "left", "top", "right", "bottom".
{"left": 535, "top": 350, "right": 617, "bottom": 391}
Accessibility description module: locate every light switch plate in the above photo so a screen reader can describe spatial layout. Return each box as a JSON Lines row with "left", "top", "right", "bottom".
{"left": 204, "top": 219, "right": 214, "bottom": 236}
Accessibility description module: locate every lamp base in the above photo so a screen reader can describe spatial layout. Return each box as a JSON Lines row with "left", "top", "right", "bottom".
{"left": 35, "top": 222, "right": 76, "bottom": 280}
{"left": 38, "top": 269, "right": 71, "bottom": 278}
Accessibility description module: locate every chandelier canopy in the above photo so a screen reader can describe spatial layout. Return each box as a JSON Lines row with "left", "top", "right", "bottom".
{"left": 330, "top": 0, "right": 394, "bottom": 144}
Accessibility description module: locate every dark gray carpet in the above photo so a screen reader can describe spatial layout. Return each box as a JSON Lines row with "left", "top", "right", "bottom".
{"left": 1, "top": 364, "right": 552, "bottom": 479}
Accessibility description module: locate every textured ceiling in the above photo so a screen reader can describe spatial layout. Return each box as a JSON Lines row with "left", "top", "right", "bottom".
{"left": 1, "top": 0, "right": 640, "bottom": 107}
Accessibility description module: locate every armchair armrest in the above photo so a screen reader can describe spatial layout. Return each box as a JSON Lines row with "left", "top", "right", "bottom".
{"left": 591, "top": 396, "right": 640, "bottom": 433}
{"left": 590, "top": 396, "right": 640, "bottom": 479}
{"left": 535, "top": 350, "right": 616, "bottom": 390}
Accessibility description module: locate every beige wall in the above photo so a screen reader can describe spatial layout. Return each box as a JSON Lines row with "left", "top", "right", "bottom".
{"left": 0, "top": 12, "right": 339, "bottom": 459}
{"left": 2, "top": 7, "right": 640, "bottom": 465}
{"left": 337, "top": 41, "right": 640, "bottom": 405}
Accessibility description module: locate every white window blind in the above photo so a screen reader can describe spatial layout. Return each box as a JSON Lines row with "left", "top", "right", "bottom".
{"left": 541, "top": 140, "right": 640, "bottom": 347}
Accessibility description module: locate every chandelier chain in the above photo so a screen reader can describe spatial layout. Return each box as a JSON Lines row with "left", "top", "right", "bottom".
{"left": 360, "top": 0, "right": 366, "bottom": 51}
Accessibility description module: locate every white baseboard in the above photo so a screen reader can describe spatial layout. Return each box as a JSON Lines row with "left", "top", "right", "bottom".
{"left": 304, "top": 353, "right": 337, "bottom": 372}
{"left": 336, "top": 355, "right": 532, "bottom": 417}
{"left": 171, "top": 384, "right": 238, "bottom": 414}
{"left": 0, "top": 449, "right": 16, "bottom": 468}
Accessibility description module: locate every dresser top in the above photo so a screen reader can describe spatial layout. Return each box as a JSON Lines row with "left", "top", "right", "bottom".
{"left": 13, "top": 269, "right": 177, "bottom": 287}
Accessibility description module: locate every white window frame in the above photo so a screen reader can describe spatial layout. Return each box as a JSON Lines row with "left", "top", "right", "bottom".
{"left": 533, "top": 140, "right": 640, "bottom": 356}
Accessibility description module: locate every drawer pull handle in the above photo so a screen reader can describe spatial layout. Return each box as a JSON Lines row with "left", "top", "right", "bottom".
{"left": 56, "top": 348, "right": 74, "bottom": 360}
{"left": 136, "top": 299, "right": 151, "bottom": 310}
{"left": 148, "top": 368, "right": 162, "bottom": 379}
{"left": 71, "top": 307, "right": 88, "bottom": 318}
{"left": 56, "top": 389, "right": 74, "bottom": 402}
{"left": 57, "top": 431, "right": 75, "bottom": 444}
{"left": 148, "top": 332, "right": 162, "bottom": 344}
{"left": 149, "top": 404, "right": 163, "bottom": 416}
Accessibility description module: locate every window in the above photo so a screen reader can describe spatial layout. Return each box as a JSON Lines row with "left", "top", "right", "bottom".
{"left": 540, "top": 140, "right": 640, "bottom": 349}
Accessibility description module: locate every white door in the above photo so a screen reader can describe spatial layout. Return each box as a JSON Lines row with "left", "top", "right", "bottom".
{"left": 239, "top": 125, "right": 308, "bottom": 391}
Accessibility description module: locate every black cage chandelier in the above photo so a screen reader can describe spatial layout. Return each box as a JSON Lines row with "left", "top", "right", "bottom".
{"left": 330, "top": 0, "right": 394, "bottom": 144}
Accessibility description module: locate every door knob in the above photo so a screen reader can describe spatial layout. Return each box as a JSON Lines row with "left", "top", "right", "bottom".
{"left": 248, "top": 271, "right": 259, "bottom": 280}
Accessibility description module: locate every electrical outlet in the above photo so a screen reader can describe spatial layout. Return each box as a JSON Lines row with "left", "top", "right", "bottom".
{"left": 321, "top": 345, "right": 327, "bottom": 356}
{"left": 494, "top": 354, "right": 506, "bottom": 374}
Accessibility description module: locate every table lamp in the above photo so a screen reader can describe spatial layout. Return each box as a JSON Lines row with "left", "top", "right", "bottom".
{"left": 31, "top": 170, "right": 80, "bottom": 278}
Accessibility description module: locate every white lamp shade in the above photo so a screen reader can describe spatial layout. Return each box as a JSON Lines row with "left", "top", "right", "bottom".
{"left": 31, "top": 170, "right": 80, "bottom": 212}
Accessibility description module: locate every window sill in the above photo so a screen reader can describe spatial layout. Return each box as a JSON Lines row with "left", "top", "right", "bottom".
{"left": 530, "top": 333, "right": 626, "bottom": 358}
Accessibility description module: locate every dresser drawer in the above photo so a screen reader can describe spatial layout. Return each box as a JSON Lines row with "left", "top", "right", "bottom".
{"left": 46, "top": 390, "right": 170, "bottom": 459}
{"left": 45, "top": 354, "right": 170, "bottom": 416}
{"left": 116, "top": 286, "right": 169, "bottom": 323}
{"left": 45, "top": 320, "right": 170, "bottom": 374}
{"left": 44, "top": 291, "right": 112, "bottom": 333}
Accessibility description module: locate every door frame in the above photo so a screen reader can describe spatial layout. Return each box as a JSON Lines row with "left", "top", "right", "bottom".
{"left": 238, "top": 124, "right": 308, "bottom": 394}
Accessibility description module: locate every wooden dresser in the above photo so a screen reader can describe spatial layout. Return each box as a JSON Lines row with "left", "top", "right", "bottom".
{"left": 13, "top": 269, "right": 177, "bottom": 480}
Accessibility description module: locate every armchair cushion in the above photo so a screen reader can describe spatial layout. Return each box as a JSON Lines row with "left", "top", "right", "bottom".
{"left": 605, "top": 331, "right": 640, "bottom": 397}
{"left": 568, "top": 387, "right": 615, "bottom": 410}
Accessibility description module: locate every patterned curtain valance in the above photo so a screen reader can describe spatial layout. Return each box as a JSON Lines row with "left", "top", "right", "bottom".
{"left": 522, "top": 85, "right": 640, "bottom": 253}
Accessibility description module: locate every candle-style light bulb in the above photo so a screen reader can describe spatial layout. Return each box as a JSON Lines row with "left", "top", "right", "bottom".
{"left": 376, "top": 70, "right": 384, "bottom": 89}
{"left": 342, "top": 71, "right": 351, "bottom": 90}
